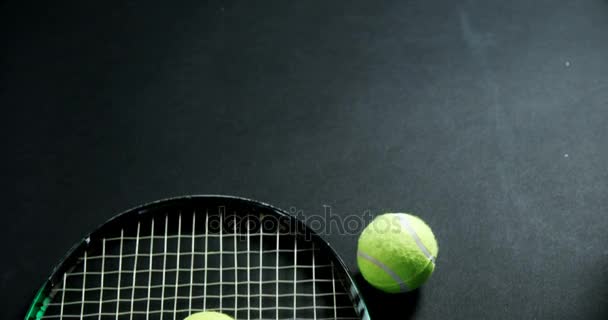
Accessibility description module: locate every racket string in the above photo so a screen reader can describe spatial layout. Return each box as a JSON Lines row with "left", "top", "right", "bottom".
{"left": 41, "top": 210, "right": 360, "bottom": 320}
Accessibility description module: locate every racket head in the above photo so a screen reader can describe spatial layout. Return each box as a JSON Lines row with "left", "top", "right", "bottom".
{"left": 25, "top": 195, "right": 370, "bottom": 320}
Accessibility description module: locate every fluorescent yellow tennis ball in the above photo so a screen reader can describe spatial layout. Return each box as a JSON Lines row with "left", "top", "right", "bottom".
{"left": 357, "top": 213, "right": 438, "bottom": 293}
{"left": 184, "top": 311, "right": 234, "bottom": 320}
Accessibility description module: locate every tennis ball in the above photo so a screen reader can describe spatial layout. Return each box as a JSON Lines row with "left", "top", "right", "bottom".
{"left": 357, "top": 213, "right": 438, "bottom": 293}
{"left": 184, "top": 311, "right": 234, "bottom": 320}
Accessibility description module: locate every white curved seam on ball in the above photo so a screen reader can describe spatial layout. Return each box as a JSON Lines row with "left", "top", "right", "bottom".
{"left": 397, "top": 214, "right": 436, "bottom": 265}
{"left": 357, "top": 251, "right": 409, "bottom": 292}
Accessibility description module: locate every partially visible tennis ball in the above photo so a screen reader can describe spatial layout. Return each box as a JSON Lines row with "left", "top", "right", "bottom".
{"left": 184, "top": 311, "right": 234, "bottom": 320}
{"left": 357, "top": 213, "right": 438, "bottom": 293}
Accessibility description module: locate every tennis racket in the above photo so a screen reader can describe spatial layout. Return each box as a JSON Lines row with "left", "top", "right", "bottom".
{"left": 25, "top": 195, "right": 370, "bottom": 320}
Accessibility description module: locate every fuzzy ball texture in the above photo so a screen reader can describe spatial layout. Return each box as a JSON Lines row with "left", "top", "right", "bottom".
{"left": 357, "top": 213, "right": 438, "bottom": 293}
{"left": 184, "top": 311, "right": 234, "bottom": 320}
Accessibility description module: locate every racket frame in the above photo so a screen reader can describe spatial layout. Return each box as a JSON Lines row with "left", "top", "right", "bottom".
{"left": 24, "top": 195, "right": 370, "bottom": 320}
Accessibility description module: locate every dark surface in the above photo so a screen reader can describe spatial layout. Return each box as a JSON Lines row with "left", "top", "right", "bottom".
{"left": 2, "top": 0, "right": 608, "bottom": 319}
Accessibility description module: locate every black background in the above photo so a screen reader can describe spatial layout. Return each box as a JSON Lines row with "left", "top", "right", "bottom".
{"left": 2, "top": 0, "right": 608, "bottom": 319}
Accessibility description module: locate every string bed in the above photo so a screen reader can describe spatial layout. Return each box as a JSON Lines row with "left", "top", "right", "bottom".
{"left": 40, "top": 209, "right": 360, "bottom": 320}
